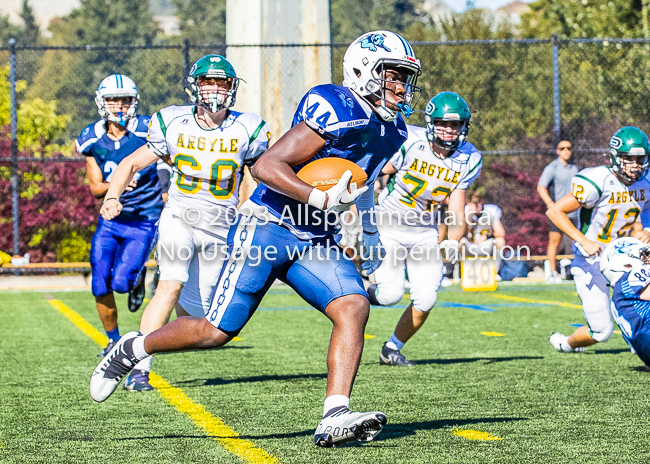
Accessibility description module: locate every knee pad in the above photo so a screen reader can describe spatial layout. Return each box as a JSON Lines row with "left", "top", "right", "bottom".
{"left": 91, "top": 265, "right": 111, "bottom": 297}
{"left": 375, "top": 285, "right": 404, "bottom": 307}
{"left": 412, "top": 293, "right": 438, "bottom": 313}
{"left": 591, "top": 321, "right": 614, "bottom": 343}
{"left": 111, "top": 271, "right": 137, "bottom": 294}
{"left": 91, "top": 276, "right": 111, "bottom": 298}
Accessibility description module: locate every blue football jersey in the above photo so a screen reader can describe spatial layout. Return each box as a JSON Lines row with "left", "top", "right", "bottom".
{"left": 612, "top": 264, "right": 650, "bottom": 338}
{"left": 249, "top": 84, "right": 409, "bottom": 239}
{"left": 76, "top": 115, "right": 164, "bottom": 222}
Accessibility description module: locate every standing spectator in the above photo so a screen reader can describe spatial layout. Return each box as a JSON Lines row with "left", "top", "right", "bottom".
{"left": 537, "top": 140, "right": 579, "bottom": 283}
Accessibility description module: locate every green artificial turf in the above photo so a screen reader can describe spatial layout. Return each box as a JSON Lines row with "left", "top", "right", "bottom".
{"left": 0, "top": 283, "right": 648, "bottom": 463}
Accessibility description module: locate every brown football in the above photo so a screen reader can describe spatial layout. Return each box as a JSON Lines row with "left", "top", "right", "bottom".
{"left": 297, "top": 158, "right": 368, "bottom": 193}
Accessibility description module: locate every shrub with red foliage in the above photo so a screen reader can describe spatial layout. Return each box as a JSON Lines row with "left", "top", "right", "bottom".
{"left": 0, "top": 156, "right": 98, "bottom": 262}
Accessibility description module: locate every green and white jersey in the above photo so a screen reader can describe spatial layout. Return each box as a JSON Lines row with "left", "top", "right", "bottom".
{"left": 572, "top": 166, "right": 650, "bottom": 256}
{"left": 147, "top": 105, "right": 271, "bottom": 228}
{"left": 465, "top": 204, "right": 502, "bottom": 242}
{"left": 376, "top": 124, "right": 482, "bottom": 227}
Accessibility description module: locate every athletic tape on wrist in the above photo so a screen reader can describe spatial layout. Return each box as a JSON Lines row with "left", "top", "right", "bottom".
{"left": 308, "top": 188, "right": 327, "bottom": 210}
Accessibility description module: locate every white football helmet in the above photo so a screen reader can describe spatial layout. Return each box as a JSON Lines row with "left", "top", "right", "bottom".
{"left": 342, "top": 31, "right": 421, "bottom": 122}
{"left": 600, "top": 237, "right": 650, "bottom": 286}
{"left": 95, "top": 74, "right": 139, "bottom": 126}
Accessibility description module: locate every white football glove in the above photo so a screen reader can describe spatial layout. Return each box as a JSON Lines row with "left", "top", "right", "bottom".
{"left": 440, "top": 239, "right": 460, "bottom": 264}
{"left": 307, "top": 170, "right": 369, "bottom": 213}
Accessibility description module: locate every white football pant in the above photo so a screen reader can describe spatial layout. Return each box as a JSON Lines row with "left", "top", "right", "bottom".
{"left": 157, "top": 206, "right": 229, "bottom": 317}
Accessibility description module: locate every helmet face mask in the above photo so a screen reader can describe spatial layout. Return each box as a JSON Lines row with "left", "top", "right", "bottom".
{"left": 365, "top": 61, "right": 422, "bottom": 119}
{"left": 184, "top": 55, "right": 239, "bottom": 113}
{"left": 343, "top": 31, "right": 422, "bottom": 122}
{"left": 95, "top": 74, "right": 139, "bottom": 126}
{"left": 425, "top": 92, "right": 471, "bottom": 153}
{"left": 609, "top": 126, "right": 650, "bottom": 184}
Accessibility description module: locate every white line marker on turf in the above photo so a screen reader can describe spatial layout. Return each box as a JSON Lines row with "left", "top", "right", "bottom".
{"left": 453, "top": 429, "right": 502, "bottom": 441}
{"left": 45, "top": 296, "right": 279, "bottom": 464}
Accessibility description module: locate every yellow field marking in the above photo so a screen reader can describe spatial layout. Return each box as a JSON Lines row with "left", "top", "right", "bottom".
{"left": 490, "top": 293, "right": 581, "bottom": 309}
{"left": 143, "top": 298, "right": 150, "bottom": 304}
{"left": 453, "top": 429, "right": 502, "bottom": 441}
{"left": 232, "top": 336, "right": 243, "bottom": 341}
{"left": 149, "top": 373, "right": 279, "bottom": 463}
{"left": 481, "top": 332, "right": 505, "bottom": 337}
{"left": 614, "top": 330, "right": 621, "bottom": 335}
{"left": 45, "top": 297, "right": 279, "bottom": 464}
{"left": 47, "top": 298, "right": 108, "bottom": 346}
{"left": 364, "top": 334, "right": 376, "bottom": 339}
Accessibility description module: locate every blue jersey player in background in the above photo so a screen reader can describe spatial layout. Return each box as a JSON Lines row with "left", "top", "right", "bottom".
{"left": 601, "top": 237, "right": 650, "bottom": 370}
{"left": 76, "top": 74, "right": 164, "bottom": 358}
{"left": 92, "top": 31, "right": 421, "bottom": 447}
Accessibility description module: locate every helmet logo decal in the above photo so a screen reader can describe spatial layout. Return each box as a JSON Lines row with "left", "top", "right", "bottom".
{"left": 425, "top": 101, "right": 434, "bottom": 113}
{"left": 614, "top": 240, "right": 635, "bottom": 253}
{"left": 360, "top": 34, "right": 391, "bottom": 52}
{"left": 210, "top": 56, "right": 221, "bottom": 62}
{"left": 338, "top": 91, "right": 355, "bottom": 116}
{"left": 189, "top": 63, "right": 197, "bottom": 74}
{"left": 610, "top": 136, "right": 623, "bottom": 149}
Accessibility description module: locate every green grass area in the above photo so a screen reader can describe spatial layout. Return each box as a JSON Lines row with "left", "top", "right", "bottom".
{"left": 1, "top": 283, "right": 649, "bottom": 463}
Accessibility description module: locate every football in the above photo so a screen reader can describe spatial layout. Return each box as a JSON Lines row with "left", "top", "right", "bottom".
{"left": 297, "top": 157, "right": 368, "bottom": 193}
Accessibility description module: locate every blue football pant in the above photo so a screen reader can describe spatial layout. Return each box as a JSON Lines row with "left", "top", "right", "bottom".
{"left": 205, "top": 215, "right": 367, "bottom": 336}
{"left": 90, "top": 217, "right": 157, "bottom": 297}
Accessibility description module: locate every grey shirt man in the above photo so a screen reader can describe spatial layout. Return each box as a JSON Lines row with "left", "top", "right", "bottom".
{"left": 538, "top": 158, "right": 579, "bottom": 218}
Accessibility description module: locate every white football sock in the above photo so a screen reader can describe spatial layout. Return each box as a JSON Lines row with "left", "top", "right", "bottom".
{"left": 132, "top": 335, "right": 149, "bottom": 361}
{"left": 134, "top": 355, "right": 153, "bottom": 372}
{"left": 323, "top": 395, "right": 349, "bottom": 417}
{"left": 386, "top": 333, "right": 405, "bottom": 351}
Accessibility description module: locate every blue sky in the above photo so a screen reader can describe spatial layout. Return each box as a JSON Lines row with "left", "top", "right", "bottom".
{"left": 447, "top": 0, "right": 536, "bottom": 11}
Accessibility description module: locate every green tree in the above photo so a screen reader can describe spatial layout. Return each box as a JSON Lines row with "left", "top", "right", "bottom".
{"left": 28, "top": 0, "right": 167, "bottom": 138}
{"left": 20, "top": 0, "right": 40, "bottom": 45}
{"left": 173, "top": 0, "right": 226, "bottom": 44}
{"left": 520, "top": 0, "right": 643, "bottom": 38}
{"left": 0, "top": 15, "right": 23, "bottom": 46}
{"left": 331, "top": 0, "right": 425, "bottom": 44}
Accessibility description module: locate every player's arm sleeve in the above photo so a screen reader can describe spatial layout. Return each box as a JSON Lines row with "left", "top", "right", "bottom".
{"left": 244, "top": 119, "right": 272, "bottom": 167}
{"left": 458, "top": 152, "right": 483, "bottom": 190}
{"left": 538, "top": 164, "right": 553, "bottom": 188}
{"left": 146, "top": 112, "right": 169, "bottom": 157}
{"left": 75, "top": 124, "right": 97, "bottom": 156}
{"left": 156, "top": 160, "right": 173, "bottom": 194}
{"left": 570, "top": 173, "right": 601, "bottom": 208}
{"left": 355, "top": 186, "right": 377, "bottom": 233}
{"left": 388, "top": 145, "right": 408, "bottom": 171}
{"left": 297, "top": 91, "right": 342, "bottom": 142}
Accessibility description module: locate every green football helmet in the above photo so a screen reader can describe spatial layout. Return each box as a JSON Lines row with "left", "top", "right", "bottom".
{"left": 424, "top": 91, "right": 471, "bottom": 152}
{"left": 184, "top": 55, "right": 239, "bottom": 113}
{"left": 609, "top": 126, "right": 650, "bottom": 184}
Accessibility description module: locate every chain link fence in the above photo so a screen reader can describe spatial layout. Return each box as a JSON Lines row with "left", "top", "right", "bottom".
{"left": 1, "top": 37, "right": 648, "bottom": 266}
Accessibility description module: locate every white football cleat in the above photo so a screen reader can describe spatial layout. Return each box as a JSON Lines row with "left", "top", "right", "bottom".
{"left": 314, "top": 408, "right": 387, "bottom": 447}
{"left": 90, "top": 331, "right": 140, "bottom": 402}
